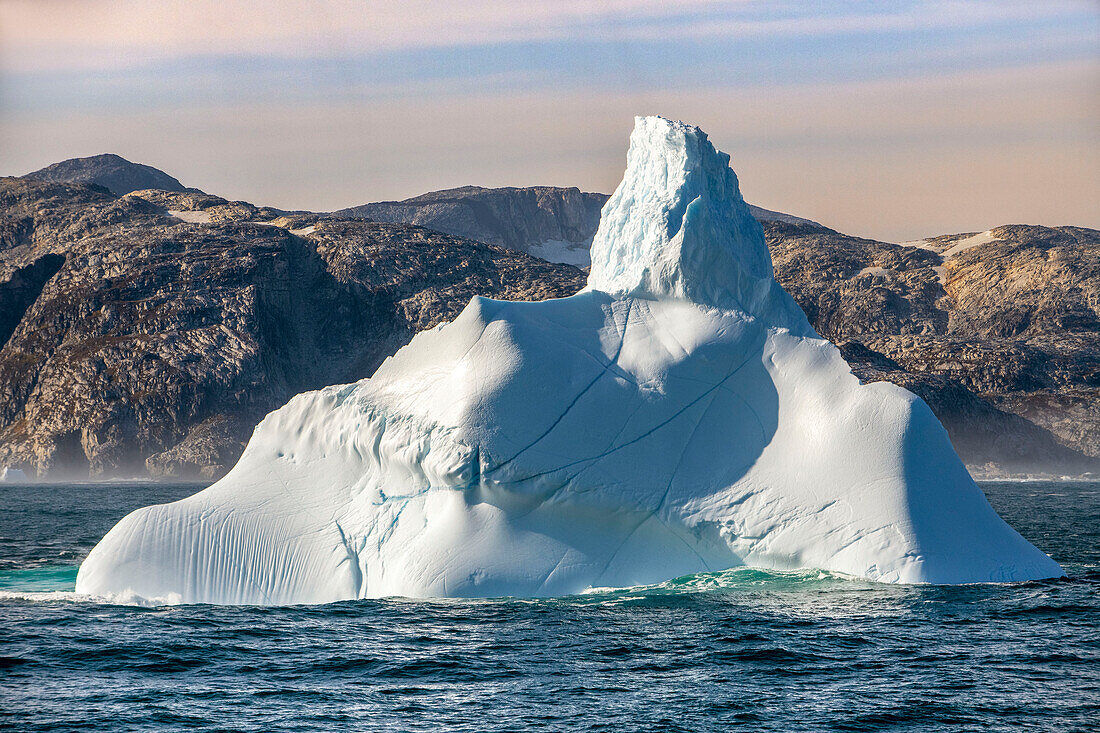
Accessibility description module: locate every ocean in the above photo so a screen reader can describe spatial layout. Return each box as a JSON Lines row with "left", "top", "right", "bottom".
{"left": 1, "top": 480, "right": 1097, "bottom": 732}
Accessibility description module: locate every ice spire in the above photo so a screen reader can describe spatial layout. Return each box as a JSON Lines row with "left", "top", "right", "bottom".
{"left": 586, "top": 116, "right": 777, "bottom": 314}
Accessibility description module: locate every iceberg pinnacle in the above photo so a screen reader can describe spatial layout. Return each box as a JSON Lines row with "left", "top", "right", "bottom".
{"left": 590, "top": 118, "right": 772, "bottom": 307}
{"left": 77, "top": 116, "right": 1062, "bottom": 605}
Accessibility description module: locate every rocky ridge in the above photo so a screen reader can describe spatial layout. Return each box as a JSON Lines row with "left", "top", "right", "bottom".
{"left": 23, "top": 154, "right": 196, "bottom": 196}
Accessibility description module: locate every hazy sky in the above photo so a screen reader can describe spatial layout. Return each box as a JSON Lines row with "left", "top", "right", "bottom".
{"left": 2, "top": 0, "right": 1097, "bottom": 241}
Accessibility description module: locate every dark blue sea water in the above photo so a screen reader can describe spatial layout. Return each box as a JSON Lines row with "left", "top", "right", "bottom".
{"left": 0, "top": 481, "right": 1097, "bottom": 732}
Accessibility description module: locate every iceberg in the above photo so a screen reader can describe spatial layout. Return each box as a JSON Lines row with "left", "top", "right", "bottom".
{"left": 77, "top": 117, "right": 1062, "bottom": 604}
{"left": 0, "top": 467, "right": 27, "bottom": 482}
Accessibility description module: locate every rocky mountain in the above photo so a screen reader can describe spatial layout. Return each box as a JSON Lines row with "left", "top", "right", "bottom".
{"left": 0, "top": 177, "right": 584, "bottom": 479}
{"left": 0, "top": 157, "right": 1095, "bottom": 479}
{"left": 22, "top": 154, "right": 196, "bottom": 196}
{"left": 334, "top": 186, "right": 818, "bottom": 266}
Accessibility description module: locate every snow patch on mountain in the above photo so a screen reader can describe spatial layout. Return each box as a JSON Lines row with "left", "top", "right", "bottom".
{"left": 168, "top": 210, "right": 213, "bottom": 224}
{"left": 941, "top": 230, "right": 998, "bottom": 257}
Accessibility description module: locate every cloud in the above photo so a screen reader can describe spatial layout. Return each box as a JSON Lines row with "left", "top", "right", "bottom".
{"left": 4, "top": 3, "right": 1096, "bottom": 118}
{"left": 1, "top": 0, "right": 1094, "bottom": 72}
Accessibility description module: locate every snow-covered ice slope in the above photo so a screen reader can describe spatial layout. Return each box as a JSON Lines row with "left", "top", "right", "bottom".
{"left": 77, "top": 117, "right": 1062, "bottom": 604}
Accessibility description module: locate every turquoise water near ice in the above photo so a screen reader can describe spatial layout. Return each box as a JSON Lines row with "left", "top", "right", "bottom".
{"left": 0, "top": 480, "right": 1097, "bottom": 731}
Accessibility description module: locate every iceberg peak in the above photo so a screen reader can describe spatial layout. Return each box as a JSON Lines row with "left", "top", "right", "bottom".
{"left": 587, "top": 116, "right": 776, "bottom": 315}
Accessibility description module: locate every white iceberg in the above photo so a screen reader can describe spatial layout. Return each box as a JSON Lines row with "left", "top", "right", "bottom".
{"left": 0, "top": 467, "right": 27, "bottom": 482}
{"left": 77, "top": 117, "right": 1062, "bottom": 604}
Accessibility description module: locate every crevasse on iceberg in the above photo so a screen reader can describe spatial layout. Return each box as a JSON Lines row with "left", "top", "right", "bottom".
{"left": 77, "top": 117, "right": 1063, "bottom": 604}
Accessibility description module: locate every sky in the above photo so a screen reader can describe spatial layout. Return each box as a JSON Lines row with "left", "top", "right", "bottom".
{"left": 1, "top": 0, "right": 1097, "bottom": 241}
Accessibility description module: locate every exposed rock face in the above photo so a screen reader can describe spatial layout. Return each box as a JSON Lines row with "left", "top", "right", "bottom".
{"left": 334, "top": 186, "right": 817, "bottom": 265}
{"left": 22, "top": 154, "right": 196, "bottom": 196}
{"left": 0, "top": 177, "right": 585, "bottom": 478}
{"left": 767, "top": 221, "right": 1100, "bottom": 475}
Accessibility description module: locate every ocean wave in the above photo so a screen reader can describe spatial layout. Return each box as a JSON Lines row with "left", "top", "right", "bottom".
{"left": 0, "top": 587, "right": 182, "bottom": 607}
{"left": 583, "top": 566, "right": 867, "bottom": 594}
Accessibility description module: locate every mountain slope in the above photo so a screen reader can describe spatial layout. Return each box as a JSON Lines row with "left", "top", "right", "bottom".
{"left": 23, "top": 154, "right": 196, "bottom": 196}
{"left": 0, "top": 178, "right": 584, "bottom": 478}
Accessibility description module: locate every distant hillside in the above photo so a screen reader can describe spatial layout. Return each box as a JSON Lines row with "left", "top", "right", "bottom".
{"left": 334, "top": 186, "right": 606, "bottom": 267}
{"left": 334, "top": 186, "right": 820, "bottom": 266}
{"left": 22, "top": 153, "right": 196, "bottom": 196}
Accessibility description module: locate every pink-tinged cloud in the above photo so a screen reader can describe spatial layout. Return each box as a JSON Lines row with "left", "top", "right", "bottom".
{"left": 1, "top": 0, "right": 1093, "bottom": 72}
